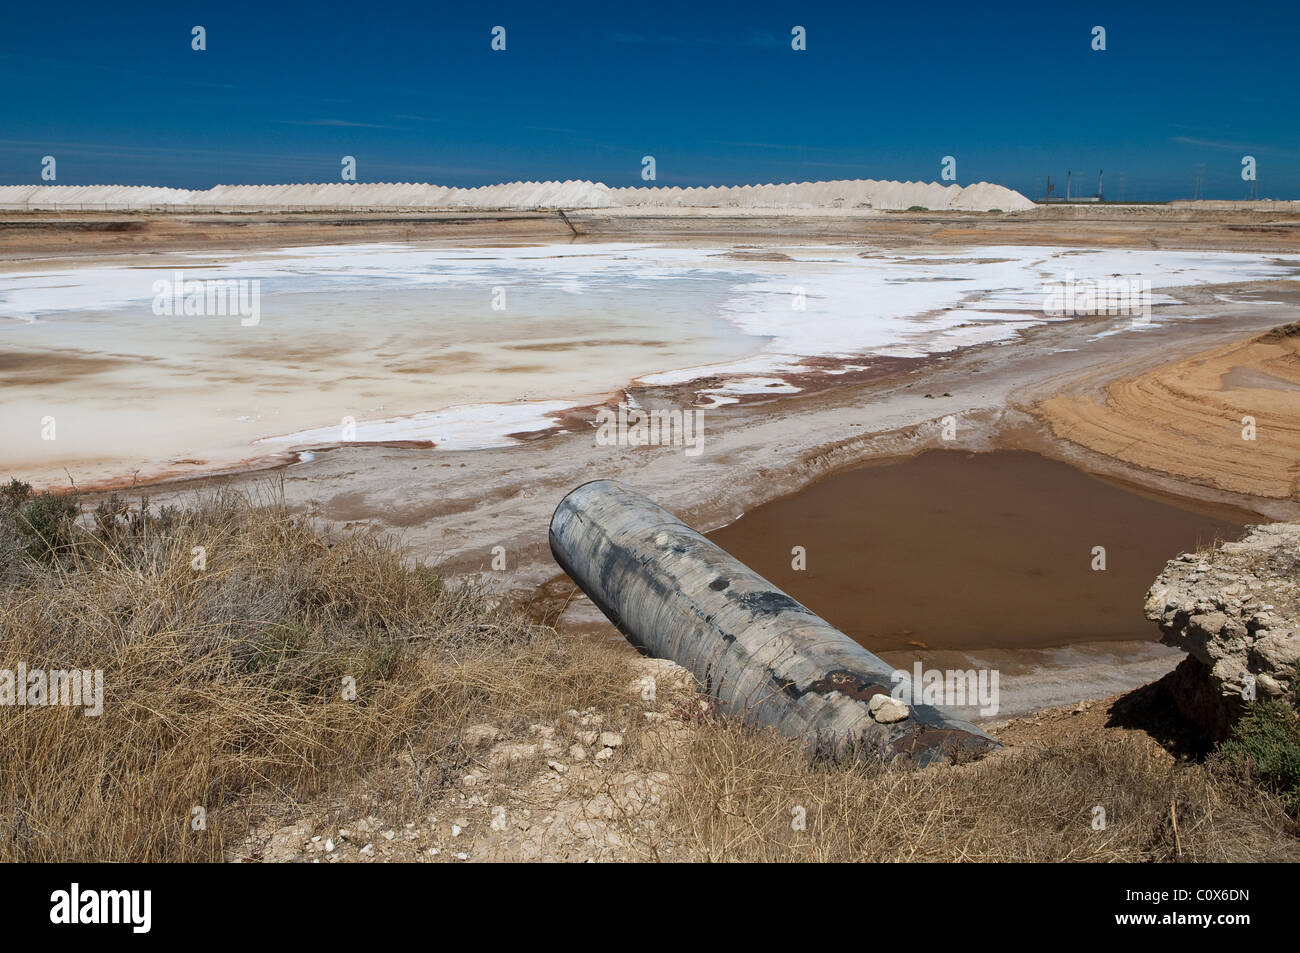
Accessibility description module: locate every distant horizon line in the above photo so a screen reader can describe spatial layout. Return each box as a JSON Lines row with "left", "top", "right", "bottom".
{"left": 4, "top": 177, "right": 1021, "bottom": 190}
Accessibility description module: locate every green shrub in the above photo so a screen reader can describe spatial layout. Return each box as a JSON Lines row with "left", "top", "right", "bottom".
{"left": 0, "top": 479, "right": 79, "bottom": 564}
{"left": 16, "top": 491, "right": 80, "bottom": 561}
{"left": 1220, "top": 666, "right": 1300, "bottom": 814}
{"left": 1, "top": 478, "right": 32, "bottom": 510}
{"left": 1, "top": 482, "right": 191, "bottom": 569}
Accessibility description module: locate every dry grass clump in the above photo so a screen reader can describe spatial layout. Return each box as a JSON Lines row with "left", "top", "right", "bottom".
{"left": 661, "top": 719, "right": 1299, "bottom": 862}
{"left": 0, "top": 484, "right": 635, "bottom": 862}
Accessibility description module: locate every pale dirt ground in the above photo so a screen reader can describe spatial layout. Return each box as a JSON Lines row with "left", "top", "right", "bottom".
{"left": 4, "top": 202, "right": 1300, "bottom": 261}
{"left": 232, "top": 656, "right": 704, "bottom": 863}
{"left": 230, "top": 654, "right": 1190, "bottom": 864}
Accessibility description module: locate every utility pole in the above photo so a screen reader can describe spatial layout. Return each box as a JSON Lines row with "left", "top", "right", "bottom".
{"left": 1097, "top": 169, "right": 1104, "bottom": 201}
{"left": 1066, "top": 170, "right": 1072, "bottom": 202}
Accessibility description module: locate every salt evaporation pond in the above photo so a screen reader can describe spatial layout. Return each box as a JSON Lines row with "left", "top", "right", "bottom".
{"left": 2, "top": 242, "right": 1297, "bottom": 487}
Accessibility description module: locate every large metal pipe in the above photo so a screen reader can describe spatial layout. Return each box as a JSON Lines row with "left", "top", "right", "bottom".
{"left": 550, "top": 480, "right": 998, "bottom": 766}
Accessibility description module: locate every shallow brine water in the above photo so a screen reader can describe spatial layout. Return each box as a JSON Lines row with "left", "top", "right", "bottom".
{"left": 708, "top": 449, "right": 1250, "bottom": 654}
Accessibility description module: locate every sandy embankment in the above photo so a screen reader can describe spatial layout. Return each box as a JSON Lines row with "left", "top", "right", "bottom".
{"left": 1038, "top": 323, "right": 1300, "bottom": 500}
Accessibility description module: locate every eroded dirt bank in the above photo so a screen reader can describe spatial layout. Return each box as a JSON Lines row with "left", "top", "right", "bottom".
{"left": 1145, "top": 522, "right": 1300, "bottom": 741}
{"left": 1039, "top": 321, "right": 1300, "bottom": 500}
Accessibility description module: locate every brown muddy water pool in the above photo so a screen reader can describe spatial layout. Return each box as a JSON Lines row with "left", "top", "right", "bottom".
{"left": 708, "top": 449, "right": 1254, "bottom": 657}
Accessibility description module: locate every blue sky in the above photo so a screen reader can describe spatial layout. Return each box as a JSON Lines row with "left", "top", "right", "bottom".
{"left": 2, "top": 0, "right": 1297, "bottom": 201}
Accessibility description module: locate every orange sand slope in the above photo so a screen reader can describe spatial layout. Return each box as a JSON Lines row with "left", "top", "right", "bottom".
{"left": 1038, "top": 324, "right": 1300, "bottom": 500}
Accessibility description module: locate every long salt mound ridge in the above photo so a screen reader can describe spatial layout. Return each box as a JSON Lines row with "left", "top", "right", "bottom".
{"left": 0, "top": 179, "right": 1034, "bottom": 212}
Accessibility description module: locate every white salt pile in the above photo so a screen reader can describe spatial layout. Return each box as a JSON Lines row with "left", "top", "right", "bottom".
{"left": 0, "top": 179, "right": 1035, "bottom": 212}
{"left": 610, "top": 180, "right": 1035, "bottom": 211}
{"left": 0, "top": 185, "right": 195, "bottom": 207}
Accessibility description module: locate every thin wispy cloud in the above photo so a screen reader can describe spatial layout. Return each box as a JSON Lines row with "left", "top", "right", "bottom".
{"left": 709, "top": 140, "right": 825, "bottom": 152}
{"left": 0, "top": 51, "right": 241, "bottom": 90}
{"left": 609, "top": 30, "right": 782, "bottom": 48}
{"left": 279, "top": 119, "right": 392, "bottom": 129}
{"left": 1169, "top": 136, "right": 1300, "bottom": 159}
{"left": 1169, "top": 136, "right": 1247, "bottom": 151}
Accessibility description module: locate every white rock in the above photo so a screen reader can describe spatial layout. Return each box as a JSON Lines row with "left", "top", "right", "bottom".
{"left": 868, "top": 693, "right": 910, "bottom": 723}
